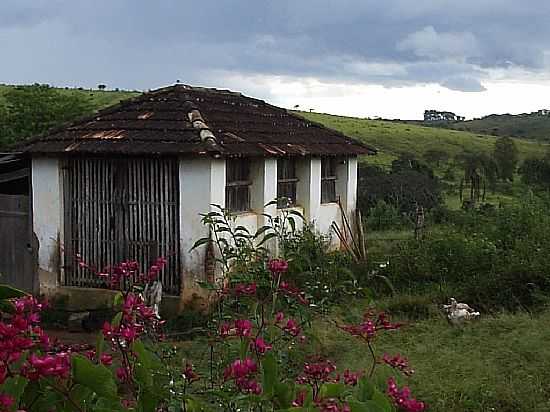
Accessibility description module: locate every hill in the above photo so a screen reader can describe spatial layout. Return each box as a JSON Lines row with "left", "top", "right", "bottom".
{"left": 446, "top": 112, "right": 550, "bottom": 142}
{"left": 0, "top": 84, "right": 139, "bottom": 110}
{"left": 1, "top": 84, "right": 547, "bottom": 167}
{"left": 299, "top": 111, "right": 548, "bottom": 168}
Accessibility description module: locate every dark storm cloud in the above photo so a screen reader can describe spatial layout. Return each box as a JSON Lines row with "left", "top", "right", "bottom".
{"left": 1, "top": 0, "right": 549, "bottom": 92}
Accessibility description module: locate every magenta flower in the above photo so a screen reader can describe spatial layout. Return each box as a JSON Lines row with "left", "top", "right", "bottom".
{"left": 233, "top": 283, "right": 257, "bottom": 296}
{"left": 183, "top": 362, "right": 200, "bottom": 383}
{"left": 382, "top": 353, "right": 414, "bottom": 376}
{"left": 274, "top": 312, "right": 285, "bottom": 324}
{"left": 224, "top": 358, "right": 262, "bottom": 394}
{"left": 342, "top": 369, "right": 361, "bottom": 386}
{"left": 24, "top": 353, "right": 71, "bottom": 380}
{"left": 387, "top": 377, "right": 426, "bottom": 412}
{"left": 283, "top": 318, "right": 301, "bottom": 337}
{"left": 234, "top": 319, "right": 253, "bottom": 337}
{"left": 100, "top": 353, "right": 113, "bottom": 366}
{"left": 251, "top": 337, "right": 273, "bottom": 354}
{"left": 268, "top": 258, "right": 289, "bottom": 274}
{"left": 340, "top": 311, "right": 402, "bottom": 341}
{"left": 116, "top": 367, "right": 130, "bottom": 382}
{"left": 0, "top": 393, "right": 14, "bottom": 409}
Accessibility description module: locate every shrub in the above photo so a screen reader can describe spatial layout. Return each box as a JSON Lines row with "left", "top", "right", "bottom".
{"left": 383, "top": 197, "right": 550, "bottom": 311}
{"left": 366, "top": 200, "right": 409, "bottom": 231}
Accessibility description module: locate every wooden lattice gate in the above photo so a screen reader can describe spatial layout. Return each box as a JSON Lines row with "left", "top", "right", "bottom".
{"left": 0, "top": 194, "right": 37, "bottom": 292}
{"left": 63, "top": 157, "right": 181, "bottom": 295}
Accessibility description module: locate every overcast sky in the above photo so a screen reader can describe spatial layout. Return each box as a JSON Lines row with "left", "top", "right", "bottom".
{"left": 1, "top": 0, "right": 550, "bottom": 119}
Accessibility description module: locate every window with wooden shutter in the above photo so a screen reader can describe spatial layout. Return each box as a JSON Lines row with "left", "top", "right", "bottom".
{"left": 277, "top": 158, "right": 298, "bottom": 208}
{"left": 226, "top": 158, "right": 251, "bottom": 212}
{"left": 321, "top": 157, "right": 337, "bottom": 204}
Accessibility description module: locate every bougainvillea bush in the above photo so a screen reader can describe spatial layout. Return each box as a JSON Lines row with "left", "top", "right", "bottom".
{"left": 0, "top": 205, "right": 426, "bottom": 411}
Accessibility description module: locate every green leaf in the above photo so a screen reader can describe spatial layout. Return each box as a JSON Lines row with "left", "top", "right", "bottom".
{"left": 72, "top": 354, "right": 118, "bottom": 399}
{"left": 319, "top": 383, "right": 348, "bottom": 399}
{"left": 0, "top": 284, "right": 27, "bottom": 300}
{"left": 289, "top": 209, "right": 305, "bottom": 220}
{"left": 288, "top": 216, "right": 296, "bottom": 232}
{"left": 257, "top": 232, "right": 278, "bottom": 246}
{"left": 348, "top": 399, "right": 389, "bottom": 412}
{"left": 137, "top": 389, "right": 160, "bottom": 412}
{"left": 261, "top": 352, "right": 277, "bottom": 397}
{"left": 69, "top": 384, "right": 94, "bottom": 406}
{"left": 111, "top": 312, "right": 123, "bottom": 328}
{"left": 190, "top": 237, "right": 211, "bottom": 251}
{"left": 113, "top": 292, "right": 124, "bottom": 306}
{"left": 371, "top": 389, "right": 393, "bottom": 412}
{"left": 0, "top": 375, "right": 28, "bottom": 405}
{"left": 254, "top": 225, "right": 272, "bottom": 238}
{"left": 274, "top": 381, "right": 296, "bottom": 409}
{"left": 96, "top": 333, "right": 105, "bottom": 361}
{"left": 356, "top": 376, "right": 375, "bottom": 402}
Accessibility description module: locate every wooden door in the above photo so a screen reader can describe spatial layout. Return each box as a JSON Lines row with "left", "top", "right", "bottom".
{"left": 63, "top": 157, "right": 181, "bottom": 295}
{"left": 0, "top": 194, "right": 37, "bottom": 292}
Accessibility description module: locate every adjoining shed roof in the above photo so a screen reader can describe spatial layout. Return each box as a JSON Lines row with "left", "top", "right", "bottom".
{"left": 21, "top": 85, "right": 376, "bottom": 157}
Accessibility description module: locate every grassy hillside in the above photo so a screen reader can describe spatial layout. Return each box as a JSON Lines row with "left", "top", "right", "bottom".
{"left": 447, "top": 113, "right": 550, "bottom": 142}
{"left": 300, "top": 111, "right": 548, "bottom": 168}
{"left": 0, "top": 84, "right": 139, "bottom": 110}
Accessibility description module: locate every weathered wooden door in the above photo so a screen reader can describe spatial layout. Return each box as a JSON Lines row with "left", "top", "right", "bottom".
{"left": 63, "top": 157, "right": 181, "bottom": 295}
{"left": 0, "top": 194, "right": 37, "bottom": 292}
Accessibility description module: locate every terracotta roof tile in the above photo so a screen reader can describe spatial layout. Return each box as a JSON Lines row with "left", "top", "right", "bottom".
{"left": 22, "top": 85, "right": 376, "bottom": 157}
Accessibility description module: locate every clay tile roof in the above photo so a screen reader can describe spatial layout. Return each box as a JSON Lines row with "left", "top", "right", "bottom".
{"left": 21, "top": 84, "right": 376, "bottom": 157}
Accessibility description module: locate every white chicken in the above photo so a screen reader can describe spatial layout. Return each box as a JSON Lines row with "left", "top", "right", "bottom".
{"left": 443, "top": 298, "right": 480, "bottom": 325}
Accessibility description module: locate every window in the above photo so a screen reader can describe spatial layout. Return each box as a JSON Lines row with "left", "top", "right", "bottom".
{"left": 226, "top": 158, "right": 251, "bottom": 212}
{"left": 321, "top": 157, "right": 337, "bottom": 203}
{"left": 277, "top": 158, "right": 298, "bottom": 208}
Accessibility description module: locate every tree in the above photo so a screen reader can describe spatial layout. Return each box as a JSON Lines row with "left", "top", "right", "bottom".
{"left": 493, "top": 136, "right": 519, "bottom": 181}
{"left": 97, "top": 84, "right": 107, "bottom": 90}
{"left": 0, "top": 84, "right": 93, "bottom": 148}
{"left": 519, "top": 157, "right": 550, "bottom": 187}
{"left": 422, "top": 149, "right": 449, "bottom": 167}
{"left": 454, "top": 151, "right": 498, "bottom": 205}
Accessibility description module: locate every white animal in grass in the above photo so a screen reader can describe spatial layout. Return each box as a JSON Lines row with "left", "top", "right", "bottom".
{"left": 443, "top": 298, "right": 480, "bottom": 325}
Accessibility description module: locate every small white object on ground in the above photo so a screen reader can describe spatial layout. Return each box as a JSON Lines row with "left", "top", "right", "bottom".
{"left": 443, "top": 298, "right": 480, "bottom": 325}
{"left": 143, "top": 280, "right": 163, "bottom": 317}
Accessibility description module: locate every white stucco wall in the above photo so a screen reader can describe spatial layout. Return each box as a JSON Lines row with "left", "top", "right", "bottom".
{"left": 31, "top": 157, "right": 62, "bottom": 294}
{"left": 30, "top": 154, "right": 358, "bottom": 301}
{"left": 179, "top": 157, "right": 225, "bottom": 294}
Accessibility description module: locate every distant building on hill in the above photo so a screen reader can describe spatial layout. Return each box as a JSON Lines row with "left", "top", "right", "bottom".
{"left": 424, "top": 110, "right": 465, "bottom": 122}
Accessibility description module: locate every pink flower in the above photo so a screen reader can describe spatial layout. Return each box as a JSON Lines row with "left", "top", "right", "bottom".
{"left": 283, "top": 318, "right": 301, "bottom": 337}
{"left": 24, "top": 353, "right": 71, "bottom": 380}
{"left": 382, "top": 354, "right": 414, "bottom": 376}
{"left": 116, "top": 367, "right": 130, "bottom": 382}
{"left": 100, "top": 353, "right": 113, "bottom": 366}
{"left": 274, "top": 312, "right": 285, "bottom": 324}
{"left": 234, "top": 319, "right": 253, "bottom": 337}
{"left": 297, "top": 360, "right": 337, "bottom": 385}
{"left": 342, "top": 369, "right": 361, "bottom": 386}
{"left": 224, "top": 358, "right": 261, "bottom": 394}
{"left": 251, "top": 337, "right": 272, "bottom": 354}
{"left": 340, "top": 311, "right": 402, "bottom": 341}
{"left": 233, "top": 283, "right": 257, "bottom": 296}
{"left": 183, "top": 363, "right": 199, "bottom": 383}
{"left": 268, "top": 258, "right": 289, "bottom": 274}
{"left": 387, "top": 377, "right": 426, "bottom": 412}
{"left": 0, "top": 394, "right": 14, "bottom": 409}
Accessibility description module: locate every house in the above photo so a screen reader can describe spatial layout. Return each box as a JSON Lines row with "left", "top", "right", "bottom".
{"left": 9, "top": 85, "right": 375, "bottom": 312}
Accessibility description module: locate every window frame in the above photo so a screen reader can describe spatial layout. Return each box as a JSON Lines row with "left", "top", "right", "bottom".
{"left": 277, "top": 158, "right": 299, "bottom": 209}
{"left": 321, "top": 157, "right": 338, "bottom": 204}
{"left": 225, "top": 158, "right": 252, "bottom": 213}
